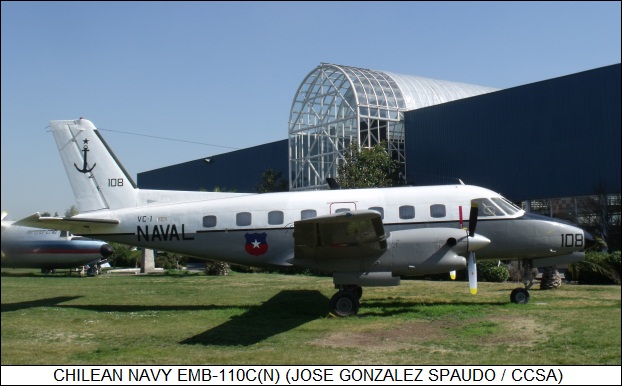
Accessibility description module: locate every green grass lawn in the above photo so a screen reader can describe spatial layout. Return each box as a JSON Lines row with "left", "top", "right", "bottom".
{"left": 1, "top": 270, "right": 620, "bottom": 365}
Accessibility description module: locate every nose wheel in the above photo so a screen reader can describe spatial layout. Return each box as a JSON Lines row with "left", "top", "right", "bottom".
{"left": 509, "top": 259, "right": 534, "bottom": 304}
{"left": 510, "top": 287, "right": 530, "bottom": 304}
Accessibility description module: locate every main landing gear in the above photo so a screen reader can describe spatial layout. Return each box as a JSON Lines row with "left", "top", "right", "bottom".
{"left": 329, "top": 285, "right": 363, "bottom": 317}
{"left": 510, "top": 259, "right": 534, "bottom": 304}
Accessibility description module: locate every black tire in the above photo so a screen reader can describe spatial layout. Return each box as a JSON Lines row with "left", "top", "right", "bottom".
{"left": 510, "top": 288, "right": 530, "bottom": 304}
{"left": 344, "top": 285, "right": 363, "bottom": 300}
{"left": 355, "top": 286, "right": 363, "bottom": 300}
{"left": 329, "top": 291, "right": 359, "bottom": 317}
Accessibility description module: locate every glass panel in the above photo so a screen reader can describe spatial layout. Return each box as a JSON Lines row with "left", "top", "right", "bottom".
{"left": 492, "top": 197, "right": 520, "bottom": 215}
{"left": 430, "top": 204, "right": 446, "bottom": 218}
{"left": 473, "top": 198, "right": 504, "bottom": 217}
{"left": 301, "top": 209, "right": 317, "bottom": 219}
{"left": 203, "top": 215, "right": 217, "bottom": 228}
{"left": 399, "top": 205, "right": 415, "bottom": 220}
{"left": 268, "top": 211, "right": 284, "bottom": 225}
{"left": 236, "top": 212, "right": 252, "bottom": 226}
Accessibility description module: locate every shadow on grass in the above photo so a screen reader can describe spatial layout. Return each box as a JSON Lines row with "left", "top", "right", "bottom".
{"left": 2, "top": 299, "right": 250, "bottom": 314}
{"left": 357, "top": 299, "right": 508, "bottom": 317}
{"left": 1, "top": 290, "right": 330, "bottom": 346}
{"left": 1, "top": 296, "right": 83, "bottom": 313}
{"left": 1, "top": 290, "right": 511, "bottom": 346}
{"left": 181, "top": 290, "right": 328, "bottom": 346}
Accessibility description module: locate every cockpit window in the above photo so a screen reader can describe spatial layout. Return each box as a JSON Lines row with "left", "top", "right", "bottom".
{"left": 491, "top": 197, "right": 521, "bottom": 215}
{"left": 473, "top": 198, "right": 505, "bottom": 217}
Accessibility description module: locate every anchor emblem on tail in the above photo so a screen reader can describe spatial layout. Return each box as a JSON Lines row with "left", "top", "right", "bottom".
{"left": 74, "top": 138, "right": 96, "bottom": 173}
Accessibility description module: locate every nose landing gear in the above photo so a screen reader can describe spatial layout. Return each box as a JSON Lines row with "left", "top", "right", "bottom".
{"left": 510, "top": 259, "right": 535, "bottom": 304}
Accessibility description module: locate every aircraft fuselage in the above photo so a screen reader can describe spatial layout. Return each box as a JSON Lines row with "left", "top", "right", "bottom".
{"left": 63, "top": 185, "right": 588, "bottom": 277}
{"left": 1, "top": 222, "right": 112, "bottom": 269}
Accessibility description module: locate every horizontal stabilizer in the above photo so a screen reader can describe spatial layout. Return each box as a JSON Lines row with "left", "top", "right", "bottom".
{"left": 14, "top": 213, "right": 119, "bottom": 234}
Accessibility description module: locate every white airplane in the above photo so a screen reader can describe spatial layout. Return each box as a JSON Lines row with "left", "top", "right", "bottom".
{"left": 15, "top": 118, "right": 593, "bottom": 316}
{"left": 2, "top": 211, "right": 114, "bottom": 274}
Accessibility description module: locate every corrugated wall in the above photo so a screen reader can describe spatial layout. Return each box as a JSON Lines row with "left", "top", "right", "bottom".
{"left": 137, "top": 140, "right": 288, "bottom": 192}
{"left": 404, "top": 64, "right": 621, "bottom": 201}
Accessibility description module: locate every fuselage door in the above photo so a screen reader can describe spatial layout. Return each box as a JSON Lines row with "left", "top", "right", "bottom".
{"left": 330, "top": 202, "right": 357, "bottom": 214}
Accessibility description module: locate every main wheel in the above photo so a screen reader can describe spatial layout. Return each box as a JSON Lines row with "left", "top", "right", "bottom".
{"left": 510, "top": 288, "right": 530, "bottom": 304}
{"left": 329, "top": 291, "right": 359, "bottom": 317}
{"left": 343, "top": 285, "right": 363, "bottom": 300}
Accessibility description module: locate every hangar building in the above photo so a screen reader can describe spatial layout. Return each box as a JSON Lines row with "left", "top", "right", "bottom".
{"left": 137, "top": 63, "right": 620, "bottom": 247}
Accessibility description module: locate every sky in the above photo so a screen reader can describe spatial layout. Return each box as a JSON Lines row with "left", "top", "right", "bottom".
{"left": 1, "top": 1, "right": 620, "bottom": 220}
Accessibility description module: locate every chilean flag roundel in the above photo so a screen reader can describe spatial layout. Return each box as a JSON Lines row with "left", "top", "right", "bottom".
{"left": 244, "top": 233, "right": 268, "bottom": 256}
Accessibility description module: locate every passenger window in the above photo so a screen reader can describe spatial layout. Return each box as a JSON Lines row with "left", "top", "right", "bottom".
{"left": 430, "top": 204, "right": 446, "bottom": 218}
{"left": 335, "top": 208, "right": 351, "bottom": 213}
{"left": 301, "top": 209, "right": 317, "bottom": 219}
{"left": 236, "top": 212, "right": 252, "bottom": 226}
{"left": 399, "top": 205, "right": 415, "bottom": 220}
{"left": 268, "top": 211, "right": 284, "bottom": 225}
{"left": 369, "top": 206, "right": 384, "bottom": 219}
{"left": 203, "top": 215, "right": 217, "bottom": 228}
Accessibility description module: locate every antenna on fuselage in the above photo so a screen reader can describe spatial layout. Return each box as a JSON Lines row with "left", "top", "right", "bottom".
{"left": 326, "top": 178, "right": 341, "bottom": 190}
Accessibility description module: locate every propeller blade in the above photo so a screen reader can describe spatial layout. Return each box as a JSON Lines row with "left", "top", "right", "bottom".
{"left": 449, "top": 270, "right": 456, "bottom": 280}
{"left": 468, "top": 202, "right": 478, "bottom": 237}
{"left": 468, "top": 252, "right": 477, "bottom": 295}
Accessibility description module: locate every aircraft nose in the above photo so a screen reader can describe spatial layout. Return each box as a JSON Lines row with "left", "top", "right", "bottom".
{"left": 100, "top": 243, "right": 114, "bottom": 258}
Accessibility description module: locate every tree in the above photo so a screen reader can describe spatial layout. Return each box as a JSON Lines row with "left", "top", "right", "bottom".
{"left": 256, "top": 169, "right": 288, "bottom": 193}
{"left": 107, "top": 242, "right": 141, "bottom": 267}
{"left": 65, "top": 205, "right": 79, "bottom": 217}
{"left": 336, "top": 141, "right": 401, "bottom": 188}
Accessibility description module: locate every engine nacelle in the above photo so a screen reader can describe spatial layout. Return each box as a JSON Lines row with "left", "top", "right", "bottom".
{"left": 388, "top": 228, "right": 488, "bottom": 276}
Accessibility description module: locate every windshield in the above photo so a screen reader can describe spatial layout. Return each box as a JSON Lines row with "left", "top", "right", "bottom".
{"left": 473, "top": 197, "right": 522, "bottom": 217}
{"left": 491, "top": 197, "right": 521, "bottom": 215}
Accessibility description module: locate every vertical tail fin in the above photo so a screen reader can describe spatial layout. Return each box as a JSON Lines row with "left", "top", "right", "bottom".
{"left": 49, "top": 119, "right": 138, "bottom": 213}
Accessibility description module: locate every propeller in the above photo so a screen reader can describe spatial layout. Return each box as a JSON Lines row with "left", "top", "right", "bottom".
{"left": 450, "top": 202, "right": 483, "bottom": 290}
{"left": 449, "top": 205, "right": 465, "bottom": 281}
{"left": 467, "top": 202, "right": 478, "bottom": 295}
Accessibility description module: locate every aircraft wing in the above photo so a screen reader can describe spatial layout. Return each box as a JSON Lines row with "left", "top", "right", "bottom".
{"left": 294, "top": 210, "right": 387, "bottom": 260}
{"left": 14, "top": 213, "right": 120, "bottom": 233}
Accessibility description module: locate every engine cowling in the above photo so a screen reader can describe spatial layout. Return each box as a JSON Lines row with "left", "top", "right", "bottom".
{"left": 388, "top": 228, "right": 489, "bottom": 276}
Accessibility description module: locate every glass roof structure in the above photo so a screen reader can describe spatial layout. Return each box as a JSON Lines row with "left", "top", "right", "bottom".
{"left": 288, "top": 63, "right": 498, "bottom": 190}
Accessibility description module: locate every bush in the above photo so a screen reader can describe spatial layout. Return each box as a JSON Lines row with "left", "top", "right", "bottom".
{"left": 204, "top": 260, "right": 230, "bottom": 276}
{"left": 567, "top": 251, "right": 621, "bottom": 285}
{"left": 477, "top": 260, "right": 510, "bottom": 282}
{"left": 423, "top": 260, "right": 509, "bottom": 282}
{"left": 155, "top": 253, "right": 187, "bottom": 270}
{"left": 108, "top": 242, "right": 141, "bottom": 267}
